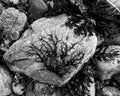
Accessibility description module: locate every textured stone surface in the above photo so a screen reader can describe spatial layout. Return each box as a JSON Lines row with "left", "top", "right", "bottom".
{"left": 107, "top": 0, "right": 120, "bottom": 8}
{"left": 0, "top": 7, "right": 27, "bottom": 41}
{"left": 103, "top": 86, "right": 120, "bottom": 96}
{"left": 12, "top": 82, "right": 25, "bottom": 95}
{"left": 0, "top": 3, "right": 4, "bottom": 15}
{"left": 26, "top": 81, "right": 60, "bottom": 96}
{"left": 0, "top": 0, "right": 20, "bottom": 5}
{"left": 3, "top": 14, "right": 97, "bottom": 86}
{"left": 9, "top": 0, "right": 19, "bottom": 5}
{"left": 84, "top": 77, "right": 95, "bottom": 96}
{"left": 0, "top": 65, "right": 13, "bottom": 96}
{"left": 107, "top": 0, "right": 120, "bottom": 12}
{"left": 95, "top": 45, "right": 120, "bottom": 80}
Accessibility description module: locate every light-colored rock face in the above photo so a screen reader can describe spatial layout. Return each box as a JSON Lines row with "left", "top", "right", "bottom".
{"left": 107, "top": 0, "right": 120, "bottom": 8}
{"left": 3, "top": 14, "right": 97, "bottom": 85}
{"left": 0, "top": 65, "right": 12, "bottom": 96}
{"left": 97, "top": 36, "right": 104, "bottom": 46}
{"left": 103, "top": 87, "right": 120, "bottom": 96}
{"left": 12, "top": 82, "right": 25, "bottom": 95}
{"left": 84, "top": 77, "right": 95, "bottom": 96}
{"left": 9, "top": 0, "right": 19, "bottom": 5}
{"left": 0, "top": 3, "right": 4, "bottom": 15}
{"left": 107, "top": 0, "right": 120, "bottom": 12}
{"left": 0, "top": 7, "right": 27, "bottom": 41}
{"left": 95, "top": 45, "right": 120, "bottom": 80}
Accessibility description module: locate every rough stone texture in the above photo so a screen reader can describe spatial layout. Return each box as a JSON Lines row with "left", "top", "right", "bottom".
{"left": 25, "top": 81, "right": 60, "bottom": 96}
{"left": 0, "top": 7, "right": 27, "bottom": 41}
{"left": 103, "top": 86, "right": 120, "bottom": 96}
{"left": 3, "top": 14, "right": 97, "bottom": 86}
{"left": 107, "top": 0, "right": 120, "bottom": 12}
{"left": 84, "top": 77, "right": 95, "bottom": 96}
{"left": 0, "top": 0, "right": 19, "bottom": 5}
{"left": 107, "top": 0, "right": 120, "bottom": 8}
{"left": 28, "top": 0, "right": 48, "bottom": 23}
{"left": 0, "top": 65, "right": 13, "bottom": 96}
{"left": 12, "top": 82, "right": 25, "bottom": 95}
{"left": 97, "top": 35, "right": 104, "bottom": 46}
{"left": 9, "top": 0, "right": 19, "bottom": 5}
{"left": 95, "top": 45, "right": 120, "bottom": 80}
{"left": 0, "top": 3, "right": 4, "bottom": 15}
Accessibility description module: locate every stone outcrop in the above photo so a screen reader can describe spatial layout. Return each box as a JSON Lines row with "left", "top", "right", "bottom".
{"left": 103, "top": 86, "right": 120, "bottom": 96}
{"left": 3, "top": 14, "right": 97, "bottom": 86}
{"left": 0, "top": 7, "right": 27, "bottom": 42}
{"left": 0, "top": 65, "right": 13, "bottom": 96}
{"left": 95, "top": 44, "right": 120, "bottom": 80}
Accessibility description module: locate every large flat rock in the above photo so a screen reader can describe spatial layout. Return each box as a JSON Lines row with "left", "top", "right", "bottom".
{"left": 3, "top": 14, "right": 97, "bottom": 86}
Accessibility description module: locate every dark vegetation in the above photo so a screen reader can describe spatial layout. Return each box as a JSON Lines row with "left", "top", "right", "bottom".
{"left": 25, "top": 31, "right": 97, "bottom": 96}
{"left": 45, "top": 0, "right": 95, "bottom": 36}
{"left": 94, "top": 44, "right": 120, "bottom": 61}
{"left": 26, "top": 33, "right": 85, "bottom": 77}
{"left": 83, "top": 0, "right": 120, "bottom": 38}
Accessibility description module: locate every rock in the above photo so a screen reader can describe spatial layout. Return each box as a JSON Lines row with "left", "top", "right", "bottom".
{"left": 26, "top": 81, "right": 59, "bottom": 96}
{"left": 0, "top": 65, "right": 13, "bottom": 96}
{"left": 12, "top": 82, "right": 25, "bottom": 95}
{"left": 84, "top": 77, "right": 95, "bottom": 96}
{"left": 28, "top": 0, "right": 48, "bottom": 23}
{"left": 0, "top": 7, "right": 27, "bottom": 43}
{"left": 97, "top": 35, "right": 104, "bottom": 46}
{"left": 95, "top": 45, "right": 120, "bottom": 80}
{"left": 9, "top": 0, "right": 19, "bottom": 5}
{"left": 0, "top": 0, "right": 19, "bottom": 5}
{"left": 3, "top": 14, "right": 97, "bottom": 86}
{"left": 0, "top": 3, "right": 4, "bottom": 15}
{"left": 12, "top": 75, "right": 25, "bottom": 95}
{"left": 107, "top": 0, "right": 120, "bottom": 12}
{"left": 102, "top": 86, "right": 120, "bottom": 96}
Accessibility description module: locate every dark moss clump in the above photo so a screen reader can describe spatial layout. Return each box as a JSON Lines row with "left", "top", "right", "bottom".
{"left": 83, "top": 0, "right": 120, "bottom": 38}
{"left": 45, "top": 0, "right": 95, "bottom": 36}
{"left": 65, "top": 15, "right": 95, "bottom": 36}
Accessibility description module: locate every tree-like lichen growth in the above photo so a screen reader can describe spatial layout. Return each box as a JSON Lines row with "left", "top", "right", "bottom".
{"left": 26, "top": 33, "right": 85, "bottom": 77}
